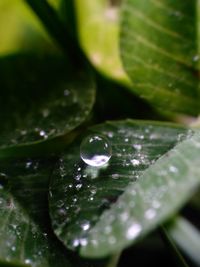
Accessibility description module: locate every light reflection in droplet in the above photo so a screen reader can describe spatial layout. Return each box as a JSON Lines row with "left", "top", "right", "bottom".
{"left": 126, "top": 223, "right": 142, "bottom": 240}
{"left": 80, "top": 135, "right": 112, "bottom": 167}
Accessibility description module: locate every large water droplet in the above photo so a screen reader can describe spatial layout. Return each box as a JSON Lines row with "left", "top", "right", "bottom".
{"left": 80, "top": 135, "right": 112, "bottom": 167}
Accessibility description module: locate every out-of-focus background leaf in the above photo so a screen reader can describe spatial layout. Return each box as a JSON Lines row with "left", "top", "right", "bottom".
{"left": 120, "top": 0, "right": 200, "bottom": 116}
{"left": 0, "top": 0, "right": 57, "bottom": 55}
{"left": 74, "top": 0, "right": 131, "bottom": 86}
{"left": 0, "top": 54, "right": 95, "bottom": 158}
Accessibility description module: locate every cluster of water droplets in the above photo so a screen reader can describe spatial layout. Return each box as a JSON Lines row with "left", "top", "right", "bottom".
{"left": 80, "top": 128, "right": 196, "bottom": 255}
{"left": 3, "top": 79, "right": 95, "bottom": 148}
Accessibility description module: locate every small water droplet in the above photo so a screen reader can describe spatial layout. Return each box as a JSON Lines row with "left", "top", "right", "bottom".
{"left": 193, "top": 55, "right": 200, "bottom": 62}
{"left": 131, "top": 159, "right": 140, "bottom": 166}
{"left": 112, "top": 173, "right": 119, "bottom": 179}
{"left": 90, "top": 186, "right": 97, "bottom": 195}
{"left": 145, "top": 209, "right": 156, "bottom": 220}
{"left": 25, "top": 259, "right": 32, "bottom": 264}
{"left": 39, "top": 130, "right": 48, "bottom": 139}
{"left": 120, "top": 212, "right": 129, "bottom": 222}
{"left": 169, "top": 165, "right": 178, "bottom": 173}
{"left": 133, "top": 144, "right": 142, "bottom": 151}
{"left": 80, "top": 135, "right": 112, "bottom": 167}
{"left": 64, "top": 89, "right": 70, "bottom": 96}
{"left": 75, "top": 174, "right": 81, "bottom": 181}
{"left": 108, "top": 236, "right": 116, "bottom": 244}
{"left": 76, "top": 183, "right": 82, "bottom": 190}
{"left": 150, "top": 133, "right": 158, "bottom": 140}
{"left": 177, "top": 133, "right": 185, "bottom": 142}
{"left": 41, "top": 108, "right": 50, "bottom": 118}
{"left": 107, "top": 132, "right": 114, "bottom": 138}
{"left": 73, "top": 197, "right": 77, "bottom": 203}
{"left": 139, "top": 135, "right": 144, "bottom": 140}
{"left": 79, "top": 238, "right": 88, "bottom": 246}
{"left": 81, "top": 221, "right": 90, "bottom": 231}
{"left": 58, "top": 208, "right": 67, "bottom": 216}
{"left": 104, "top": 225, "right": 112, "bottom": 234}
{"left": 21, "top": 130, "right": 27, "bottom": 135}
{"left": 25, "top": 160, "right": 32, "bottom": 169}
{"left": 126, "top": 223, "right": 142, "bottom": 240}
{"left": 11, "top": 246, "right": 16, "bottom": 251}
{"left": 72, "top": 238, "right": 80, "bottom": 247}
{"left": 152, "top": 200, "right": 160, "bottom": 209}
{"left": 91, "top": 239, "right": 98, "bottom": 246}
{"left": 11, "top": 224, "right": 17, "bottom": 230}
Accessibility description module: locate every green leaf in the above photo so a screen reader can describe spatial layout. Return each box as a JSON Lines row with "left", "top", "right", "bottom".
{"left": 80, "top": 129, "right": 200, "bottom": 257}
{"left": 120, "top": 0, "right": 200, "bottom": 116}
{"left": 0, "top": 54, "right": 95, "bottom": 158}
{"left": 49, "top": 119, "right": 190, "bottom": 257}
{"left": 0, "top": 0, "right": 55, "bottom": 55}
{"left": 0, "top": 159, "right": 113, "bottom": 267}
{"left": 74, "top": 0, "right": 131, "bottom": 86}
{"left": 0, "top": 158, "right": 71, "bottom": 267}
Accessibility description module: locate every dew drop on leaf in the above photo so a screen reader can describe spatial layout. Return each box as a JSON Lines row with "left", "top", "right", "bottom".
{"left": 25, "top": 259, "right": 32, "bottom": 265}
{"left": 80, "top": 135, "right": 112, "bottom": 167}
{"left": 126, "top": 223, "right": 142, "bottom": 240}
{"left": 81, "top": 221, "right": 91, "bottom": 231}
{"left": 193, "top": 55, "right": 199, "bottom": 62}
{"left": 131, "top": 159, "right": 140, "bottom": 166}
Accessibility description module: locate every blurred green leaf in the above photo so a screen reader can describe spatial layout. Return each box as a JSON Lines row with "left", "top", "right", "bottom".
{"left": 167, "top": 216, "right": 200, "bottom": 266}
{"left": 49, "top": 119, "right": 192, "bottom": 257}
{"left": 94, "top": 75, "right": 160, "bottom": 122}
{"left": 120, "top": 0, "right": 200, "bottom": 116}
{"left": 0, "top": 54, "right": 95, "bottom": 158}
{"left": 0, "top": 0, "right": 56, "bottom": 55}
{"left": 74, "top": 0, "right": 131, "bottom": 86}
{"left": 159, "top": 226, "right": 188, "bottom": 267}
{"left": 47, "top": 0, "right": 61, "bottom": 10}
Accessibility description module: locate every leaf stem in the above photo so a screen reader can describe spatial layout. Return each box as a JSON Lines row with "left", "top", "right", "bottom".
{"left": 167, "top": 216, "right": 200, "bottom": 267}
{"left": 106, "top": 253, "right": 121, "bottom": 267}
{"left": 24, "top": 0, "right": 83, "bottom": 63}
{"left": 159, "top": 225, "right": 189, "bottom": 267}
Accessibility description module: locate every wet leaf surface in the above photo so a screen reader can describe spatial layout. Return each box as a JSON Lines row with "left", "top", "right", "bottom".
{"left": 0, "top": 158, "right": 71, "bottom": 267}
{"left": 49, "top": 119, "right": 190, "bottom": 257}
